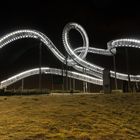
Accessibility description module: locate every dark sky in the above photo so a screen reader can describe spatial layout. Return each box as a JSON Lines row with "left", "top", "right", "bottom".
{"left": 1, "top": 0, "right": 140, "bottom": 80}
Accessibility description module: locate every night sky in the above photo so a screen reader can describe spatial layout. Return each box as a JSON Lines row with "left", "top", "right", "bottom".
{"left": 0, "top": 0, "right": 140, "bottom": 80}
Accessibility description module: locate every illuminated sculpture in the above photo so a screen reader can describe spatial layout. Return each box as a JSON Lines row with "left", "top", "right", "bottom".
{"left": 0, "top": 23, "right": 140, "bottom": 89}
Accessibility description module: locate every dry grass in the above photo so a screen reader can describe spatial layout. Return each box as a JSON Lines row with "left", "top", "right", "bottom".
{"left": 0, "top": 93, "right": 139, "bottom": 140}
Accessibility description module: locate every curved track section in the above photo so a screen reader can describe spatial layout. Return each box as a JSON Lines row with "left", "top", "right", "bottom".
{"left": 0, "top": 28, "right": 103, "bottom": 79}
{"left": 108, "top": 39, "right": 140, "bottom": 81}
{"left": 0, "top": 23, "right": 140, "bottom": 89}
{"left": 0, "top": 67, "right": 102, "bottom": 89}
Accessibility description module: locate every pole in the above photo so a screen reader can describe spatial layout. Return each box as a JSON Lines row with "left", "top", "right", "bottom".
{"left": 125, "top": 48, "right": 131, "bottom": 92}
{"left": 73, "top": 78, "right": 75, "bottom": 91}
{"left": 113, "top": 55, "right": 118, "bottom": 90}
{"left": 66, "top": 56, "right": 68, "bottom": 91}
{"left": 85, "top": 68, "right": 88, "bottom": 93}
{"left": 83, "top": 57, "right": 87, "bottom": 93}
{"left": 89, "top": 83, "right": 90, "bottom": 93}
{"left": 69, "top": 68, "right": 71, "bottom": 91}
{"left": 51, "top": 74, "right": 53, "bottom": 90}
{"left": 62, "top": 63, "right": 64, "bottom": 91}
{"left": 21, "top": 79, "right": 24, "bottom": 92}
{"left": 39, "top": 42, "right": 42, "bottom": 91}
{"left": 83, "top": 67, "right": 85, "bottom": 93}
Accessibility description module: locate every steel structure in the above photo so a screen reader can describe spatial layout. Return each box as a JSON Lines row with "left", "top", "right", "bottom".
{"left": 0, "top": 67, "right": 102, "bottom": 88}
{"left": 0, "top": 23, "right": 140, "bottom": 89}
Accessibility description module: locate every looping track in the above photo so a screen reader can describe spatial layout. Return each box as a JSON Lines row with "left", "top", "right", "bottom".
{"left": 0, "top": 23, "right": 140, "bottom": 89}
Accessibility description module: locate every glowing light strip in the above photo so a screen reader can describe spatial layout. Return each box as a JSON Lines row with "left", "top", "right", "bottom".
{"left": 0, "top": 28, "right": 101, "bottom": 79}
{"left": 0, "top": 23, "right": 140, "bottom": 89}
{"left": 108, "top": 39, "right": 140, "bottom": 81}
{"left": 0, "top": 67, "right": 102, "bottom": 88}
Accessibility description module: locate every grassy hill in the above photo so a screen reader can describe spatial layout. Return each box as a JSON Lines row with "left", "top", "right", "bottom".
{"left": 0, "top": 93, "right": 139, "bottom": 140}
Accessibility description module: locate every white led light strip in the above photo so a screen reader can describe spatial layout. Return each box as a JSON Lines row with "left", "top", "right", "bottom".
{"left": 0, "top": 67, "right": 102, "bottom": 88}
{"left": 0, "top": 23, "right": 140, "bottom": 89}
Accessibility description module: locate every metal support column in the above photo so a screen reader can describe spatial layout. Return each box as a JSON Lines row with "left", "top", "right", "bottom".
{"left": 62, "top": 63, "right": 64, "bottom": 91}
{"left": 51, "top": 74, "right": 53, "bottom": 90}
{"left": 113, "top": 55, "right": 118, "bottom": 90}
{"left": 21, "top": 79, "right": 24, "bottom": 92}
{"left": 65, "top": 56, "right": 68, "bottom": 91}
{"left": 39, "top": 42, "right": 42, "bottom": 91}
{"left": 125, "top": 48, "right": 131, "bottom": 92}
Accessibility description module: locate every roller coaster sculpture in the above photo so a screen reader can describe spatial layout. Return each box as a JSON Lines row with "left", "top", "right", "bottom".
{"left": 0, "top": 23, "right": 140, "bottom": 89}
